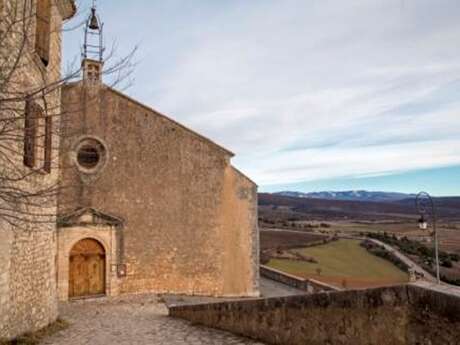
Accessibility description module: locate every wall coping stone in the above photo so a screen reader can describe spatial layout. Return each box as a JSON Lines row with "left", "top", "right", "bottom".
{"left": 260, "top": 265, "right": 341, "bottom": 292}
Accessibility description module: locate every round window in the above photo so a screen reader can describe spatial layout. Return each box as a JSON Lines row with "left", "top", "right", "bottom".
{"left": 77, "top": 145, "right": 100, "bottom": 169}
{"left": 75, "top": 138, "right": 106, "bottom": 172}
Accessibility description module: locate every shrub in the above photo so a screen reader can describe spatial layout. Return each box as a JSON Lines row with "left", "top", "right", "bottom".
{"left": 360, "top": 240, "right": 410, "bottom": 272}
{"left": 441, "top": 276, "right": 460, "bottom": 287}
{"left": 441, "top": 260, "right": 453, "bottom": 268}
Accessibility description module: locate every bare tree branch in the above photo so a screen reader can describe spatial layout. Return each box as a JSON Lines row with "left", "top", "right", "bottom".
{"left": 0, "top": 0, "right": 137, "bottom": 231}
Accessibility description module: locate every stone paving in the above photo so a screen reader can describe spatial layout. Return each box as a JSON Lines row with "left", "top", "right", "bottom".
{"left": 41, "top": 294, "right": 266, "bottom": 345}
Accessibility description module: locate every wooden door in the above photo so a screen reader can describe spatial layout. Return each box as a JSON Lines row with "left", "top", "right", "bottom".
{"left": 69, "top": 238, "right": 106, "bottom": 298}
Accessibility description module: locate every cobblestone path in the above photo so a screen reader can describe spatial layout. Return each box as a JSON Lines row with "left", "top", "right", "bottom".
{"left": 41, "top": 294, "right": 265, "bottom": 345}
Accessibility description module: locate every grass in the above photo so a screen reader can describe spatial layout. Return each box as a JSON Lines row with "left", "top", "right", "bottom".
{"left": 268, "top": 239, "right": 409, "bottom": 289}
{"left": 0, "top": 318, "right": 69, "bottom": 345}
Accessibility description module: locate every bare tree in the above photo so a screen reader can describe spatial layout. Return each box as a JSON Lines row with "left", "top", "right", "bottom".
{"left": 0, "top": 0, "right": 136, "bottom": 230}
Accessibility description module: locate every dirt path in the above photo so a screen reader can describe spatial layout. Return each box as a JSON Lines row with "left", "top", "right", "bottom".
{"left": 41, "top": 294, "right": 265, "bottom": 345}
{"left": 366, "top": 238, "right": 436, "bottom": 282}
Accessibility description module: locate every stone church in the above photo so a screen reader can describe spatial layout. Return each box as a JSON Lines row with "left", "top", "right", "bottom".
{"left": 56, "top": 7, "right": 259, "bottom": 300}
{"left": 0, "top": 1, "right": 258, "bottom": 340}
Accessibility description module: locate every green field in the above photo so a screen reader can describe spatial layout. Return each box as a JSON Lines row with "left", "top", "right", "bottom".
{"left": 268, "top": 239, "right": 409, "bottom": 288}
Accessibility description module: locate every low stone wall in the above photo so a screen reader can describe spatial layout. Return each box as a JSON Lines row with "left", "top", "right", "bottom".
{"left": 260, "top": 265, "right": 340, "bottom": 293}
{"left": 406, "top": 285, "right": 460, "bottom": 343}
{"left": 169, "top": 284, "right": 460, "bottom": 345}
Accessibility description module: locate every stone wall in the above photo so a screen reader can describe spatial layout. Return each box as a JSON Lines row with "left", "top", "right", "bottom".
{"left": 0, "top": 0, "right": 75, "bottom": 339}
{"left": 0, "top": 223, "right": 13, "bottom": 335}
{"left": 260, "top": 265, "right": 340, "bottom": 293}
{"left": 5, "top": 230, "right": 59, "bottom": 338}
{"left": 58, "top": 85, "right": 259, "bottom": 298}
{"left": 169, "top": 284, "right": 460, "bottom": 345}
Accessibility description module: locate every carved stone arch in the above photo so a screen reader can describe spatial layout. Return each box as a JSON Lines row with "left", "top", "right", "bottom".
{"left": 68, "top": 235, "right": 109, "bottom": 256}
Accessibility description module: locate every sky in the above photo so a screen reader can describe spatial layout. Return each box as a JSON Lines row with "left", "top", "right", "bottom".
{"left": 63, "top": 0, "right": 460, "bottom": 196}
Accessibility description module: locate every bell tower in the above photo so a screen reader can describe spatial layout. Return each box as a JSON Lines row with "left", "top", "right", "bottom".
{"left": 82, "top": 1, "right": 104, "bottom": 83}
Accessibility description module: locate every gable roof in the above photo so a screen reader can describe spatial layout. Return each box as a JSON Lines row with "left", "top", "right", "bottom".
{"left": 105, "top": 86, "right": 235, "bottom": 157}
{"left": 63, "top": 82, "right": 235, "bottom": 158}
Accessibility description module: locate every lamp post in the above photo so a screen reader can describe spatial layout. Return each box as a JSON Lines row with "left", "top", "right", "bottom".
{"left": 415, "top": 191, "right": 440, "bottom": 284}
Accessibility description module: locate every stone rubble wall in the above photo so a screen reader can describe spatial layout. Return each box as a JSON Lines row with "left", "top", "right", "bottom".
{"left": 3, "top": 229, "right": 58, "bottom": 338}
{"left": 0, "top": 0, "right": 72, "bottom": 339}
{"left": 169, "top": 284, "right": 460, "bottom": 345}
{"left": 0, "top": 223, "right": 13, "bottom": 335}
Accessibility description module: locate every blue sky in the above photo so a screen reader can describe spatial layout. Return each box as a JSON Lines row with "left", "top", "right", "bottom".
{"left": 63, "top": 1, "right": 460, "bottom": 196}
{"left": 261, "top": 165, "right": 460, "bottom": 196}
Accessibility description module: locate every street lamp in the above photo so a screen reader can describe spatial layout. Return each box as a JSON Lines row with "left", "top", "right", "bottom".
{"left": 415, "top": 191, "right": 440, "bottom": 284}
{"left": 418, "top": 214, "right": 428, "bottom": 230}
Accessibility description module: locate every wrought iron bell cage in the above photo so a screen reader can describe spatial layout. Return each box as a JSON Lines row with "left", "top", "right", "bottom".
{"left": 83, "top": 6, "right": 105, "bottom": 62}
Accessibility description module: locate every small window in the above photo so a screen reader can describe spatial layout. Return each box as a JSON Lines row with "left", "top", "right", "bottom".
{"left": 23, "top": 100, "right": 44, "bottom": 168}
{"left": 24, "top": 99, "right": 51, "bottom": 173}
{"left": 35, "top": 0, "right": 51, "bottom": 66}
{"left": 23, "top": 100, "right": 37, "bottom": 167}
{"left": 85, "top": 62, "right": 101, "bottom": 82}
{"left": 77, "top": 145, "right": 100, "bottom": 169}
{"left": 44, "top": 115, "right": 52, "bottom": 173}
{"left": 75, "top": 138, "right": 106, "bottom": 172}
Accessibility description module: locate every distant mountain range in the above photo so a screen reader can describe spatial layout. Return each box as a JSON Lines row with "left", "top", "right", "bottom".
{"left": 274, "top": 190, "right": 416, "bottom": 202}
{"left": 259, "top": 192, "right": 460, "bottom": 221}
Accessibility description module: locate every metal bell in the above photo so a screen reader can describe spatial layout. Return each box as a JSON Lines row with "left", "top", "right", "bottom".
{"left": 89, "top": 8, "right": 100, "bottom": 30}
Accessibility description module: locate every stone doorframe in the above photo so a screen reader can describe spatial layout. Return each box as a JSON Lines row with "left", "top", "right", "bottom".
{"left": 57, "top": 208, "right": 124, "bottom": 301}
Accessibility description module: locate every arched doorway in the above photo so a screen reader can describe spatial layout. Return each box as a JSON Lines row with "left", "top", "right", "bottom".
{"left": 69, "top": 238, "right": 106, "bottom": 298}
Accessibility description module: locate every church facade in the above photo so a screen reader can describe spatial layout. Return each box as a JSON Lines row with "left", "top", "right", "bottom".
{"left": 55, "top": 8, "right": 259, "bottom": 300}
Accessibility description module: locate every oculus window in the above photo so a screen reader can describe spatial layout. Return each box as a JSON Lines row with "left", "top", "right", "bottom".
{"left": 75, "top": 138, "right": 106, "bottom": 172}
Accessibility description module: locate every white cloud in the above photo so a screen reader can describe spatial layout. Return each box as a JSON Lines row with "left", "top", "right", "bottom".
{"left": 65, "top": 0, "right": 460, "bottom": 186}
{"left": 243, "top": 139, "right": 460, "bottom": 185}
